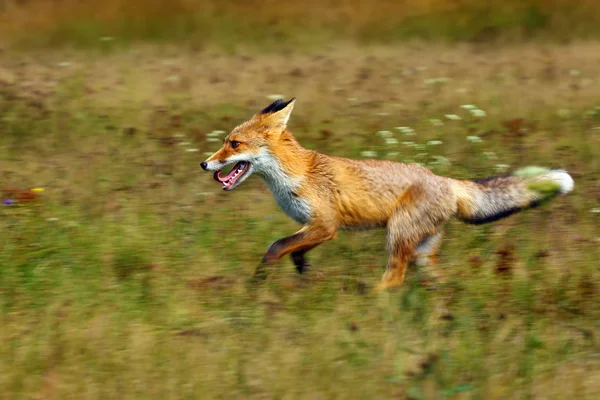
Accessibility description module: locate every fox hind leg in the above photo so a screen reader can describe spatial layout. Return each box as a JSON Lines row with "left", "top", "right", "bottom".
{"left": 414, "top": 230, "right": 444, "bottom": 266}
{"left": 413, "top": 229, "right": 445, "bottom": 285}
{"left": 378, "top": 246, "right": 413, "bottom": 291}
{"left": 378, "top": 201, "right": 445, "bottom": 291}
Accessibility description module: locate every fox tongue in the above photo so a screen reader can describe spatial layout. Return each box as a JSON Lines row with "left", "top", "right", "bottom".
{"left": 213, "top": 170, "right": 228, "bottom": 183}
{"left": 213, "top": 162, "right": 243, "bottom": 183}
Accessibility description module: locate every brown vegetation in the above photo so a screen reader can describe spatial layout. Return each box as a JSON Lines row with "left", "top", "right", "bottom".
{"left": 1, "top": 0, "right": 600, "bottom": 47}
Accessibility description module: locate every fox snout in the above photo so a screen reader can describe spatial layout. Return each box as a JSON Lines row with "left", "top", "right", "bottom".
{"left": 200, "top": 158, "right": 219, "bottom": 171}
{"left": 200, "top": 151, "right": 224, "bottom": 172}
{"left": 200, "top": 158, "right": 224, "bottom": 172}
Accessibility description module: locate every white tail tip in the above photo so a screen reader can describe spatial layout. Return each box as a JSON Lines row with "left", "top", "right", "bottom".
{"left": 547, "top": 169, "right": 574, "bottom": 194}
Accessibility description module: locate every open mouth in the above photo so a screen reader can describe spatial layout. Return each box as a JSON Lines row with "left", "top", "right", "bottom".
{"left": 213, "top": 161, "right": 250, "bottom": 190}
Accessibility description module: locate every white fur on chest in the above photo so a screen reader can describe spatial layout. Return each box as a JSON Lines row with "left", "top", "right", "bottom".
{"left": 253, "top": 151, "right": 312, "bottom": 224}
{"left": 263, "top": 179, "right": 311, "bottom": 224}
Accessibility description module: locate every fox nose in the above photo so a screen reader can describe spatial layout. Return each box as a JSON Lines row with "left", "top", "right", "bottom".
{"left": 200, "top": 162, "right": 208, "bottom": 170}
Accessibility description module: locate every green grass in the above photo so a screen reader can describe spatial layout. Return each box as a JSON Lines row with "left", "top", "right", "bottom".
{"left": 0, "top": 43, "right": 599, "bottom": 399}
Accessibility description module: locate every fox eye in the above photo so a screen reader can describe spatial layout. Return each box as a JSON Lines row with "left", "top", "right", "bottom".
{"left": 231, "top": 141, "right": 241, "bottom": 149}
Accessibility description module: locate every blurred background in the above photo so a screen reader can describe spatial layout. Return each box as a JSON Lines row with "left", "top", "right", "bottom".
{"left": 0, "top": 1, "right": 599, "bottom": 399}
{"left": 2, "top": 0, "right": 600, "bottom": 47}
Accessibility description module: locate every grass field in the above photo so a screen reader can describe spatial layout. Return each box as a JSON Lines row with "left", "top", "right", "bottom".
{"left": 1, "top": 40, "right": 599, "bottom": 398}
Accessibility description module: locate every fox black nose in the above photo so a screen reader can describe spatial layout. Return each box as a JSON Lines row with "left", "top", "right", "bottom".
{"left": 200, "top": 162, "right": 208, "bottom": 170}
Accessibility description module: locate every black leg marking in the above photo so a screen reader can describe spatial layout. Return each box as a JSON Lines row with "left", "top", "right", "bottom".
{"left": 291, "top": 251, "right": 311, "bottom": 274}
{"left": 253, "top": 261, "right": 269, "bottom": 280}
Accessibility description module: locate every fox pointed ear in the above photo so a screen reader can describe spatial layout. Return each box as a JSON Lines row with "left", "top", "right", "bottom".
{"left": 259, "top": 97, "right": 296, "bottom": 128}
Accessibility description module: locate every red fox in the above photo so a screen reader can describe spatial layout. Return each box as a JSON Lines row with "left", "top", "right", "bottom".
{"left": 201, "top": 98, "right": 574, "bottom": 290}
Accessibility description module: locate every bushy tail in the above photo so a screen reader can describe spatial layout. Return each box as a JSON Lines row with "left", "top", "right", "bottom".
{"left": 453, "top": 167, "right": 574, "bottom": 225}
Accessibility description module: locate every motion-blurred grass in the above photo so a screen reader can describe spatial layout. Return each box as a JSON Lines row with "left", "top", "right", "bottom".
{"left": 2, "top": 0, "right": 600, "bottom": 48}
{"left": 1, "top": 42, "right": 599, "bottom": 398}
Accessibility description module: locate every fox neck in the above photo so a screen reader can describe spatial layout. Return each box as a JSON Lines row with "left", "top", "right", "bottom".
{"left": 255, "top": 131, "right": 311, "bottom": 185}
{"left": 253, "top": 131, "right": 313, "bottom": 224}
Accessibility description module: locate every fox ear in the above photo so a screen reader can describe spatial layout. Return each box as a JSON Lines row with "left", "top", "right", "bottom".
{"left": 260, "top": 97, "right": 296, "bottom": 128}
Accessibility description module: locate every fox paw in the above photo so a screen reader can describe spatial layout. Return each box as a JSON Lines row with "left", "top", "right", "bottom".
{"left": 376, "top": 279, "right": 404, "bottom": 292}
{"left": 261, "top": 253, "right": 279, "bottom": 265}
{"left": 375, "top": 282, "right": 389, "bottom": 293}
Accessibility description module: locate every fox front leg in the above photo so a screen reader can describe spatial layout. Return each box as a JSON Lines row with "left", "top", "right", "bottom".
{"left": 253, "top": 224, "right": 336, "bottom": 279}
{"left": 290, "top": 250, "right": 311, "bottom": 274}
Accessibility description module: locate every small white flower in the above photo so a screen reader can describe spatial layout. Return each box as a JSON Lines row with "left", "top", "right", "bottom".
{"left": 587, "top": 106, "right": 600, "bottom": 116}
{"left": 385, "top": 138, "right": 399, "bottom": 145}
{"left": 177, "top": 141, "right": 191, "bottom": 146}
{"left": 266, "top": 94, "right": 284, "bottom": 101}
{"left": 58, "top": 62, "right": 72, "bottom": 68}
{"left": 429, "top": 119, "right": 444, "bottom": 127}
{"left": 460, "top": 104, "right": 477, "bottom": 110}
{"left": 395, "top": 127, "right": 416, "bottom": 136}
{"left": 445, "top": 114, "right": 461, "bottom": 121}
{"left": 185, "top": 148, "right": 199, "bottom": 152}
{"left": 467, "top": 135, "right": 483, "bottom": 143}
{"left": 431, "top": 155, "right": 451, "bottom": 166}
{"left": 360, "top": 151, "right": 377, "bottom": 158}
{"left": 495, "top": 164, "right": 510, "bottom": 173}
{"left": 207, "top": 130, "right": 226, "bottom": 137}
{"left": 206, "top": 137, "right": 220, "bottom": 142}
{"left": 174, "top": 133, "right": 185, "bottom": 138}
{"left": 483, "top": 151, "right": 497, "bottom": 160}
{"left": 387, "top": 152, "right": 399, "bottom": 157}
{"left": 470, "top": 109, "right": 487, "bottom": 117}
{"left": 99, "top": 36, "right": 114, "bottom": 42}
{"left": 46, "top": 217, "right": 59, "bottom": 222}
{"left": 377, "top": 130, "right": 393, "bottom": 138}
{"left": 347, "top": 97, "right": 358, "bottom": 103}
{"left": 591, "top": 208, "right": 600, "bottom": 213}
{"left": 424, "top": 77, "right": 450, "bottom": 85}
{"left": 427, "top": 140, "right": 443, "bottom": 146}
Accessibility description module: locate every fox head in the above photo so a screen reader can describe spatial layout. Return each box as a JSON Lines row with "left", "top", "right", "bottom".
{"left": 200, "top": 97, "right": 296, "bottom": 191}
